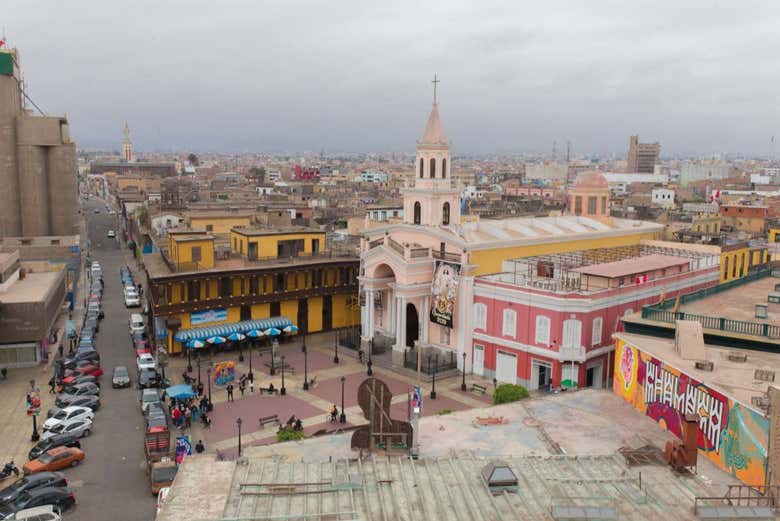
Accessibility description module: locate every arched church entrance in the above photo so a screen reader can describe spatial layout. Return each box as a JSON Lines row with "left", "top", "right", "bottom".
{"left": 405, "top": 303, "right": 419, "bottom": 348}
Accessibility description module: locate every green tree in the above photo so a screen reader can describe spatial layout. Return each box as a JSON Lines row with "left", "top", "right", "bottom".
{"left": 249, "top": 166, "right": 266, "bottom": 184}
{"left": 187, "top": 153, "right": 199, "bottom": 166}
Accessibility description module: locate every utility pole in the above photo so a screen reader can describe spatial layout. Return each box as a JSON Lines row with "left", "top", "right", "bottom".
{"left": 566, "top": 140, "right": 571, "bottom": 163}
{"left": 411, "top": 345, "right": 422, "bottom": 458}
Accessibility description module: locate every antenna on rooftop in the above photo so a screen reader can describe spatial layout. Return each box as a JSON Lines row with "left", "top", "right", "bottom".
{"left": 552, "top": 140, "right": 557, "bottom": 161}
{"left": 566, "top": 141, "right": 571, "bottom": 163}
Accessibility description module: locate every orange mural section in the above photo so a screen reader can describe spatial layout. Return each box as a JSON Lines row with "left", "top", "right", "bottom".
{"left": 613, "top": 339, "right": 769, "bottom": 488}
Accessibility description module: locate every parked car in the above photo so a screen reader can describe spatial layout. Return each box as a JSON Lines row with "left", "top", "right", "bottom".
{"left": 60, "top": 374, "right": 99, "bottom": 389}
{"left": 62, "top": 350, "right": 100, "bottom": 369}
{"left": 112, "top": 366, "right": 131, "bottom": 388}
{"left": 43, "top": 407, "right": 94, "bottom": 431}
{"left": 55, "top": 392, "right": 99, "bottom": 409}
{"left": 146, "top": 406, "right": 168, "bottom": 432}
{"left": 52, "top": 395, "right": 100, "bottom": 411}
{"left": 76, "top": 338, "right": 95, "bottom": 352}
{"left": 140, "top": 389, "right": 161, "bottom": 415}
{"left": 137, "top": 369, "right": 161, "bottom": 389}
{"left": 9, "top": 505, "right": 63, "bottom": 521}
{"left": 136, "top": 353, "right": 156, "bottom": 372}
{"left": 124, "top": 288, "right": 140, "bottom": 307}
{"left": 129, "top": 313, "right": 145, "bottom": 335}
{"left": 0, "top": 472, "right": 67, "bottom": 504}
{"left": 28, "top": 435, "right": 81, "bottom": 461}
{"left": 63, "top": 365, "right": 103, "bottom": 380}
{"left": 39, "top": 419, "right": 92, "bottom": 441}
{"left": 107, "top": 230, "right": 115, "bottom": 238}
{"left": 22, "top": 448, "right": 84, "bottom": 474}
{"left": 0, "top": 487, "right": 75, "bottom": 519}
{"left": 58, "top": 382, "right": 99, "bottom": 398}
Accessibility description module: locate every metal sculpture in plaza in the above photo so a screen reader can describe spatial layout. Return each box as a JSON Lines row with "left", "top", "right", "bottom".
{"left": 351, "top": 377, "right": 412, "bottom": 452}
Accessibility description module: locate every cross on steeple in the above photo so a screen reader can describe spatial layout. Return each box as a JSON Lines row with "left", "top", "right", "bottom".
{"left": 431, "top": 73, "right": 440, "bottom": 104}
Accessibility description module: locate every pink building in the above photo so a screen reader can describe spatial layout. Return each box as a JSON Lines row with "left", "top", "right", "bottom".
{"left": 471, "top": 244, "right": 720, "bottom": 390}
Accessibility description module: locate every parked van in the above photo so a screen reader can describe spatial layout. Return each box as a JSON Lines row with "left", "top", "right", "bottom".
{"left": 129, "top": 314, "right": 145, "bottom": 335}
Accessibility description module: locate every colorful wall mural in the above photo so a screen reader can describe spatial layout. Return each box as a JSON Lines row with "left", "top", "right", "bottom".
{"left": 613, "top": 338, "right": 769, "bottom": 487}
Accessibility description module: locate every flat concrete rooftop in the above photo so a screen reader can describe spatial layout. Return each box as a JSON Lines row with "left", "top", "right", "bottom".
{"left": 615, "top": 332, "right": 777, "bottom": 407}
{"left": 159, "top": 390, "right": 746, "bottom": 521}
{"left": 680, "top": 275, "right": 779, "bottom": 326}
{"left": 0, "top": 270, "right": 62, "bottom": 303}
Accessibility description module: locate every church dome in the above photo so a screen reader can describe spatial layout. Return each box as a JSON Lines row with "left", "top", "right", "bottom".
{"left": 573, "top": 171, "right": 609, "bottom": 189}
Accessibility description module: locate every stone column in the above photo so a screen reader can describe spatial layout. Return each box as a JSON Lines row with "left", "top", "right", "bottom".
{"left": 394, "top": 297, "right": 403, "bottom": 350}
{"left": 421, "top": 296, "right": 430, "bottom": 344}
{"left": 392, "top": 296, "right": 407, "bottom": 365}
{"left": 388, "top": 289, "right": 395, "bottom": 337}
{"left": 366, "top": 289, "right": 375, "bottom": 339}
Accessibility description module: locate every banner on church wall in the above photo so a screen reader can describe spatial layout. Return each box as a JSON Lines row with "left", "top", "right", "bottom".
{"left": 429, "top": 260, "right": 460, "bottom": 328}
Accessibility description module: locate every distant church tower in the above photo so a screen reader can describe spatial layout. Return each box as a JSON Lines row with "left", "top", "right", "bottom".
{"left": 403, "top": 75, "right": 461, "bottom": 228}
{"left": 122, "top": 122, "right": 133, "bottom": 162}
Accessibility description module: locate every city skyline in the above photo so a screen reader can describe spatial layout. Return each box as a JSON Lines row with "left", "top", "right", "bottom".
{"left": 5, "top": 1, "right": 780, "bottom": 156}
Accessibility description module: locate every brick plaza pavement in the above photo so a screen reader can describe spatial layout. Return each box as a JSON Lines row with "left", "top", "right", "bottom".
{"left": 163, "top": 331, "right": 497, "bottom": 455}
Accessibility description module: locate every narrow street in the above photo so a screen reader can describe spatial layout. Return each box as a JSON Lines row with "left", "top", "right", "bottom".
{"left": 65, "top": 197, "right": 154, "bottom": 520}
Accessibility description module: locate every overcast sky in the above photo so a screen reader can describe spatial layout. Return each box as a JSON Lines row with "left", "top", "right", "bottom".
{"left": 5, "top": 1, "right": 780, "bottom": 156}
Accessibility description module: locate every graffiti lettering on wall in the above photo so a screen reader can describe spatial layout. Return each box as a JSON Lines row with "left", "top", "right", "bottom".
{"left": 643, "top": 360, "right": 726, "bottom": 452}
{"left": 614, "top": 339, "right": 769, "bottom": 487}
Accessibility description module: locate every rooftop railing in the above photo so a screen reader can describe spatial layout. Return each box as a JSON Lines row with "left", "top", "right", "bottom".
{"left": 640, "top": 266, "right": 780, "bottom": 339}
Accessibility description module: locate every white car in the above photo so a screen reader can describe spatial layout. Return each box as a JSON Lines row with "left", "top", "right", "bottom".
{"left": 124, "top": 288, "right": 140, "bottom": 307}
{"left": 137, "top": 353, "right": 156, "bottom": 372}
{"left": 40, "top": 417, "right": 93, "bottom": 441}
{"left": 43, "top": 406, "right": 95, "bottom": 431}
{"left": 107, "top": 230, "right": 116, "bottom": 238}
{"left": 12, "top": 505, "right": 62, "bottom": 521}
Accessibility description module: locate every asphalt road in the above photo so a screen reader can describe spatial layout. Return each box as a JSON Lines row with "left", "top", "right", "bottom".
{"left": 65, "top": 197, "right": 155, "bottom": 520}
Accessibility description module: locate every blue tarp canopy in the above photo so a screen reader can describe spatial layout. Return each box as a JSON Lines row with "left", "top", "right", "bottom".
{"left": 165, "top": 384, "right": 196, "bottom": 399}
{"left": 173, "top": 317, "right": 293, "bottom": 343}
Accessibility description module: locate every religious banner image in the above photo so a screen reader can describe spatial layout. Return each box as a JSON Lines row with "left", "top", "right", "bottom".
{"left": 429, "top": 260, "right": 460, "bottom": 328}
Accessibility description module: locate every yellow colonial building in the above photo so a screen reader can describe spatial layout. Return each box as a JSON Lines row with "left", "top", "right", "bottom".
{"left": 146, "top": 226, "right": 359, "bottom": 354}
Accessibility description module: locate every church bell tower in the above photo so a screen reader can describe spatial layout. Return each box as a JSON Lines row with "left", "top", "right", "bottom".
{"left": 122, "top": 122, "right": 133, "bottom": 162}
{"left": 403, "top": 75, "right": 461, "bottom": 228}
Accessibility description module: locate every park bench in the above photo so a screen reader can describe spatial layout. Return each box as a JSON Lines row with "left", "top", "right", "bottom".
{"left": 258, "top": 414, "right": 279, "bottom": 428}
{"left": 471, "top": 383, "right": 487, "bottom": 395}
{"left": 259, "top": 387, "right": 279, "bottom": 395}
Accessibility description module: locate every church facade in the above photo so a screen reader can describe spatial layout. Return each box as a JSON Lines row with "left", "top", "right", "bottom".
{"left": 359, "top": 97, "right": 664, "bottom": 374}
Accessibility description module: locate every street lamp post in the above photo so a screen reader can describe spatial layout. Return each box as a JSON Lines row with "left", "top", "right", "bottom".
{"left": 430, "top": 355, "right": 437, "bottom": 400}
{"left": 339, "top": 376, "right": 347, "bottom": 423}
{"left": 236, "top": 417, "right": 243, "bottom": 457}
{"left": 280, "top": 355, "right": 286, "bottom": 395}
{"left": 333, "top": 331, "right": 339, "bottom": 364}
{"left": 206, "top": 366, "right": 212, "bottom": 407}
{"left": 461, "top": 352, "right": 467, "bottom": 392}
{"left": 197, "top": 351, "right": 201, "bottom": 388}
{"left": 302, "top": 337, "right": 309, "bottom": 391}
{"left": 248, "top": 341, "right": 254, "bottom": 383}
{"left": 238, "top": 340, "right": 244, "bottom": 363}
{"left": 366, "top": 339, "right": 373, "bottom": 376}
{"left": 31, "top": 414, "right": 40, "bottom": 442}
{"left": 270, "top": 340, "right": 277, "bottom": 376}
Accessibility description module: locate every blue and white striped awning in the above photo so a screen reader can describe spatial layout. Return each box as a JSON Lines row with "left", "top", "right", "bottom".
{"left": 173, "top": 316, "right": 293, "bottom": 343}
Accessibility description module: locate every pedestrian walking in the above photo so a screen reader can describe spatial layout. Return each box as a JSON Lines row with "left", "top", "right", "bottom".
{"left": 58, "top": 344, "right": 64, "bottom": 358}
{"left": 197, "top": 381, "right": 204, "bottom": 396}
{"left": 48, "top": 376, "right": 56, "bottom": 394}
{"left": 358, "top": 350, "right": 364, "bottom": 364}
{"left": 172, "top": 407, "right": 182, "bottom": 427}
{"left": 249, "top": 380, "right": 255, "bottom": 394}
{"left": 195, "top": 440, "right": 205, "bottom": 454}
{"left": 227, "top": 383, "right": 234, "bottom": 402}
{"left": 239, "top": 379, "right": 246, "bottom": 398}
{"left": 184, "top": 407, "right": 192, "bottom": 429}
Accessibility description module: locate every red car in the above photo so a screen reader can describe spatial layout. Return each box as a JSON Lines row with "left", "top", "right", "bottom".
{"left": 131, "top": 334, "right": 151, "bottom": 356}
{"left": 64, "top": 364, "right": 104, "bottom": 379}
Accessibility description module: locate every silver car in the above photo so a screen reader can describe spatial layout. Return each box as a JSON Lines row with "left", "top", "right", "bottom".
{"left": 40, "top": 418, "right": 93, "bottom": 441}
